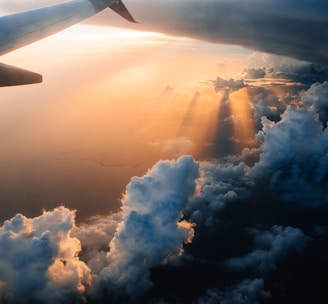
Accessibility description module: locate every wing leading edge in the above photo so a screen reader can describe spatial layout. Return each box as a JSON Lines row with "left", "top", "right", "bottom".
{"left": 0, "top": 0, "right": 136, "bottom": 87}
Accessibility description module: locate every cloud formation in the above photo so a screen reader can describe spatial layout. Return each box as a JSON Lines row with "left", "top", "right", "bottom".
{"left": 1, "top": 48, "right": 328, "bottom": 303}
{"left": 93, "top": 156, "right": 199, "bottom": 302}
{"left": 145, "top": 54, "right": 328, "bottom": 303}
{"left": 226, "top": 226, "right": 311, "bottom": 275}
{"left": 195, "top": 279, "right": 270, "bottom": 304}
{"left": 251, "top": 104, "right": 328, "bottom": 207}
{"left": 0, "top": 157, "right": 200, "bottom": 303}
{"left": 0, "top": 207, "right": 91, "bottom": 304}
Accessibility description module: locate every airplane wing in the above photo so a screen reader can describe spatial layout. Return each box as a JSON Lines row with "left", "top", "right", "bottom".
{"left": 0, "top": 0, "right": 137, "bottom": 86}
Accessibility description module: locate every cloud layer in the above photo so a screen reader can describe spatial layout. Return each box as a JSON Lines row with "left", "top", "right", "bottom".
{"left": 1, "top": 157, "right": 200, "bottom": 303}
{"left": 1, "top": 47, "right": 328, "bottom": 303}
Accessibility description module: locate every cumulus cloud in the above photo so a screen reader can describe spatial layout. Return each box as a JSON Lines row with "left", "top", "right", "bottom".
{"left": 303, "top": 81, "right": 328, "bottom": 127}
{"left": 0, "top": 207, "right": 91, "bottom": 304}
{"left": 250, "top": 91, "right": 287, "bottom": 130}
{"left": 185, "top": 160, "right": 248, "bottom": 227}
{"left": 251, "top": 106, "right": 328, "bottom": 207}
{"left": 92, "top": 156, "right": 199, "bottom": 302}
{"left": 0, "top": 157, "right": 200, "bottom": 303}
{"left": 72, "top": 212, "right": 122, "bottom": 274}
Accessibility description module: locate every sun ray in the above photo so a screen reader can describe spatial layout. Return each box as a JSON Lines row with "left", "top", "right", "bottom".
{"left": 230, "top": 88, "right": 257, "bottom": 153}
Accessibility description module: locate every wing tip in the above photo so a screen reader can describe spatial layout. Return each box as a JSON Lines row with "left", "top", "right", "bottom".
{"left": 109, "top": 0, "right": 138, "bottom": 23}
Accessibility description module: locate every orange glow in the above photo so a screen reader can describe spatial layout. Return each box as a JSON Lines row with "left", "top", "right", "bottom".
{"left": 0, "top": 24, "right": 252, "bottom": 219}
{"left": 230, "top": 88, "right": 256, "bottom": 152}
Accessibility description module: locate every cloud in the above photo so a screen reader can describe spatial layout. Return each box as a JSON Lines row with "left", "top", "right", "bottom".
{"left": 72, "top": 212, "right": 122, "bottom": 273}
{"left": 170, "top": 58, "right": 328, "bottom": 303}
{"left": 195, "top": 279, "right": 270, "bottom": 304}
{"left": 251, "top": 106, "right": 328, "bottom": 207}
{"left": 213, "top": 77, "right": 246, "bottom": 93}
{"left": 91, "top": 156, "right": 199, "bottom": 302}
{"left": 303, "top": 81, "right": 328, "bottom": 127}
{"left": 250, "top": 92, "right": 287, "bottom": 130}
{"left": 243, "top": 68, "right": 266, "bottom": 79}
{"left": 0, "top": 207, "right": 91, "bottom": 304}
{"left": 226, "top": 226, "right": 311, "bottom": 275}
{"left": 185, "top": 160, "right": 248, "bottom": 227}
{"left": 1, "top": 41, "right": 328, "bottom": 303}
{"left": 0, "top": 156, "right": 199, "bottom": 303}
{"left": 142, "top": 56, "right": 328, "bottom": 302}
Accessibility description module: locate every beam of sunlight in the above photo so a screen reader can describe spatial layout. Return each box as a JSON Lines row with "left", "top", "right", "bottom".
{"left": 230, "top": 88, "right": 257, "bottom": 153}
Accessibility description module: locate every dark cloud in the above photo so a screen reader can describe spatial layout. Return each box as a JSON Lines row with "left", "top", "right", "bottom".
{"left": 250, "top": 90, "right": 286, "bottom": 129}
{"left": 265, "top": 62, "right": 328, "bottom": 86}
{"left": 225, "top": 226, "right": 311, "bottom": 276}
{"left": 195, "top": 279, "right": 270, "bottom": 304}
{"left": 243, "top": 68, "right": 266, "bottom": 79}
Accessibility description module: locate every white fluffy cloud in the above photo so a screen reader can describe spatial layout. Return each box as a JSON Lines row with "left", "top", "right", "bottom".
{"left": 251, "top": 106, "right": 328, "bottom": 207}
{"left": 94, "top": 156, "right": 199, "bottom": 300}
{"left": 0, "top": 157, "right": 200, "bottom": 303}
{"left": 0, "top": 207, "right": 92, "bottom": 304}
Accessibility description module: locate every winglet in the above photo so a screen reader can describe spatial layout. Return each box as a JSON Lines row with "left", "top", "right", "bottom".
{"left": 109, "top": 0, "right": 138, "bottom": 23}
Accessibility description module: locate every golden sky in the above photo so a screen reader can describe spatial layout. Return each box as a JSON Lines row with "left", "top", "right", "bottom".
{"left": 0, "top": 24, "right": 252, "bottom": 221}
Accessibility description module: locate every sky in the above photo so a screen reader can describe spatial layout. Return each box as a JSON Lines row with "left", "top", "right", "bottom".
{"left": 0, "top": 1, "right": 328, "bottom": 303}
